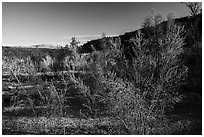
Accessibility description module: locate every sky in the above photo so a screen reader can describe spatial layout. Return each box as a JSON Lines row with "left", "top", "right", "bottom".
{"left": 2, "top": 2, "right": 190, "bottom": 47}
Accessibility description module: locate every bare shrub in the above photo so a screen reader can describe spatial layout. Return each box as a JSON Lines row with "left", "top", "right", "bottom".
{"left": 40, "top": 55, "right": 54, "bottom": 72}
{"left": 3, "top": 57, "right": 36, "bottom": 75}
{"left": 2, "top": 56, "right": 69, "bottom": 117}
{"left": 90, "top": 24, "right": 188, "bottom": 134}
{"left": 63, "top": 42, "right": 103, "bottom": 118}
{"left": 3, "top": 57, "right": 37, "bottom": 114}
{"left": 63, "top": 54, "right": 88, "bottom": 71}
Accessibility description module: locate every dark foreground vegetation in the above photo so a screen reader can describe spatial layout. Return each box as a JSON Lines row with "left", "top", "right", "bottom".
{"left": 2, "top": 4, "right": 202, "bottom": 135}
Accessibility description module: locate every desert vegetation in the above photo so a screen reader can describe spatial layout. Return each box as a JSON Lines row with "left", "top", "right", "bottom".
{"left": 2, "top": 5, "right": 202, "bottom": 135}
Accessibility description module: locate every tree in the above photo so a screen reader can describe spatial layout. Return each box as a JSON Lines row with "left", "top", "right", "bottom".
{"left": 154, "top": 12, "right": 163, "bottom": 26}
{"left": 101, "top": 32, "right": 106, "bottom": 38}
{"left": 166, "top": 12, "right": 175, "bottom": 21}
{"left": 183, "top": 2, "right": 202, "bottom": 16}
{"left": 70, "top": 37, "right": 80, "bottom": 52}
{"left": 65, "top": 44, "right": 69, "bottom": 48}
{"left": 142, "top": 9, "right": 163, "bottom": 28}
{"left": 63, "top": 37, "right": 83, "bottom": 71}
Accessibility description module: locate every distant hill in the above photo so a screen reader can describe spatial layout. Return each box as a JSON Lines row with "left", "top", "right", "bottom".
{"left": 31, "top": 44, "right": 62, "bottom": 49}
{"left": 79, "top": 14, "right": 202, "bottom": 53}
{"left": 3, "top": 14, "right": 201, "bottom": 57}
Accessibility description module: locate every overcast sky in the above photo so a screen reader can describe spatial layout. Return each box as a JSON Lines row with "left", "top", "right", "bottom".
{"left": 2, "top": 2, "right": 189, "bottom": 47}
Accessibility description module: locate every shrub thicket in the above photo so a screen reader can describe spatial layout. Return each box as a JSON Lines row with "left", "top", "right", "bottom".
{"left": 65, "top": 23, "right": 188, "bottom": 134}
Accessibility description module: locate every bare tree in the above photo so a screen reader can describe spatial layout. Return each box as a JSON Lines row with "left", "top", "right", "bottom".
{"left": 183, "top": 2, "right": 202, "bottom": 16}
{"left": 166, "top": 12, "right": 175, "bottom": 21}
{"left": 142, "top": 9, "right": 163, "bottom": 28}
